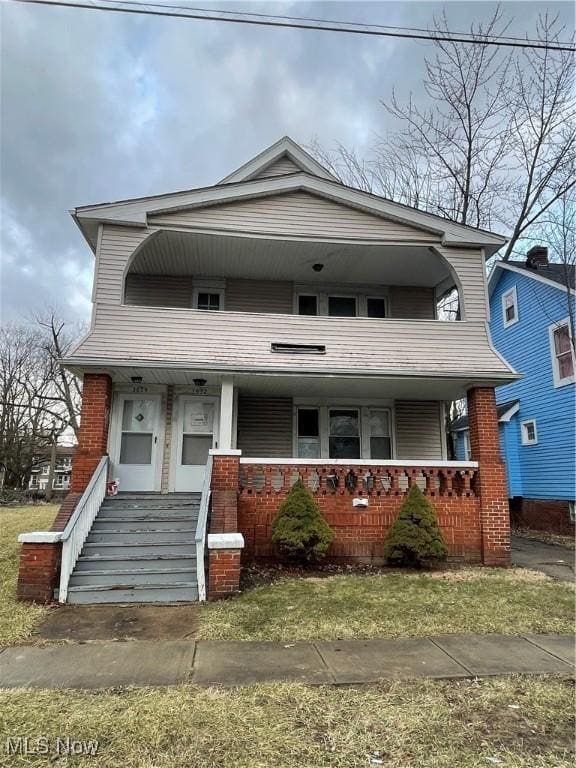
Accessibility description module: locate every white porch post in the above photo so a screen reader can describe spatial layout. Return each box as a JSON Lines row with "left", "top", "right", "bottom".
{"left": 218, "top": 376, "right": 235, "bottom": 451}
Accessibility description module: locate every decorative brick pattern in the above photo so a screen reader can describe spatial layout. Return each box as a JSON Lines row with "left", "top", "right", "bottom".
{"left": 467, "top": 387, "right": 511, "bottom": 567}
{"left": 208, "top": 549, "right": 242, "bottom": 600}
{"left": 70, "top": 373, "right": 112, "bottom": 493}
{"left": 16, "top": 542, "right": 61, "bottom": 603}
{"left": 161, "top": 385, "right": 174, "bottom": 493}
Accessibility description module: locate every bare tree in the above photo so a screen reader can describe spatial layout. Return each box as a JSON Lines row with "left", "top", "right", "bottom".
{"left": 0, "top": 315, "right": 83, "bottom": 489}
{"left": 310, "top": 10, "right": 575, "bottom": 251}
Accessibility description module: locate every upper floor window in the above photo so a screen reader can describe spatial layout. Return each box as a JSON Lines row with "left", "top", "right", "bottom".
{"left": 549, "top": 319, "right": 575, "bottom": 387}
{"left": 296, "top": 289, "right": 388, "bottom": 319}
{"left": 298, "top": 295, "right": 318, "bottom": 316}
{"left": 502, "top": 287, "right": 518, "bottom": 328}
{"left": 328, "top": 296, "right": 356, "bottom": 317}
{"left": 521, "top": 419, "right": 538, "bottom": 445}
{"left": 366, "top": 297, "right": 387, "bottom": 318}
{"left": 193, "top": 279, "right": 225, "bottom": 312}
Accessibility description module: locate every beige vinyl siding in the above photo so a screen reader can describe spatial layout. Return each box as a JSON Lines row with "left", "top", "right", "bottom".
{"left": 436, "top": 246, "right": 487, "bottom": 322}
{"left": 395, "top": 401, "right": 443, "bottom": 460}
{"left": 125, "top": 274, "right": 193, "bottom": 308}
{"left": 237, "top": 397, "right": 293, "bottom": 457}
{"left": 75, "top": 304, "right": 514, "bottom": 377}
{"left": 253, "top": 157, "right": 302, "bottom": 179}
{"left": 226, "top": 279, "right": 293, "bottom": 314}
{"left": 149, "top": 192, "right": 438, "bottom": 242}
{"left": 390, "top": 287, "right": 435, "bottom": 319}
{"left": 96, "top": 225, "right": 155, "bottom": 305}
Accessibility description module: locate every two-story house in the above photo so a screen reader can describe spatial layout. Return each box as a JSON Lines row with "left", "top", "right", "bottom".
{"left": 17, "top": 137, "right": 518, "bottom": 605}
{"left": 453, "top": 246, "right": 575, "bottom": 534}
{"left": 28, "top": 446, "right": 76, "bottom": 494}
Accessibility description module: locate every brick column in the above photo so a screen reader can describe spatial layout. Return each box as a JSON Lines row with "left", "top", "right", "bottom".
{"left": 17, "top": 539, "right": 61, "bottom": 603}
{"left": 208, "top": 450, "right": 243, "bottom": 599}
{"left": 467, "top": 387, "right": 510, "bottom": 566}
{"left": 71, "top": 373, "right": 112, "bottom": 493}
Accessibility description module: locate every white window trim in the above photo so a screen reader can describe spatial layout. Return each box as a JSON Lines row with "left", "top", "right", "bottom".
{"left": 293, "top": 285, "right": 389, "bottom": 318}
{"left": 549, "top": 317, "right": 575, "bottom": 388}
{"left": 521, "top": 419, "right": 538, "bottom": 446}
{"left": 192, "top": 278, "right": 226, "bottom": 311}
{"left": 294, "top": 401, "right": 395, "bottom": 459}
{"left": 502, "top": 286, "right": 518, "bottom": 328}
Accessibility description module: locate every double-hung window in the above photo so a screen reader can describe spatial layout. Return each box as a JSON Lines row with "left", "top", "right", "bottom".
{"left": 297, "top": 409, "right": 320, "bottom": 458}
{"left": 328, "top": 409, "right": 361, "bottom": 459}
{"left": 521, "top": 420, "right": 538, "bottom": 445}
{"left": 502, "top": 287, "right": 518, "bottom": 327}
{"left": 549, "top": 320, "right": 575, "bottom": 387}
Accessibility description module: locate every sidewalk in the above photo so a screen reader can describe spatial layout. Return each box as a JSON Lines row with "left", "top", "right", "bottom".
{"left": 0, "top": 634, "right": 573, "bottom": 689}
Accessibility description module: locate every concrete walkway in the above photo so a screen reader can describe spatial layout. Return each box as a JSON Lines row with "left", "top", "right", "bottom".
{"left": 0, "top": 634, "right": 573, "bottom": 689}
{"left": 512, "top": 535, "right": 575, "bottom": 582}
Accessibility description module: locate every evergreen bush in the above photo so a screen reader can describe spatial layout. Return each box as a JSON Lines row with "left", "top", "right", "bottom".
{"left": 383, "top": 484, "right": 448, "bottom": 568}
{"left": 271, "top": 480, "right": 334, "bottom": 564}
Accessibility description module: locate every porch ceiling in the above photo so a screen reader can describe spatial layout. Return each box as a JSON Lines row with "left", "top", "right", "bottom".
{"left": 70, "top": 364, "right": 499, "bottom": 401}
{"left": 130, "top": 230, "right": 453, "bottom": 288}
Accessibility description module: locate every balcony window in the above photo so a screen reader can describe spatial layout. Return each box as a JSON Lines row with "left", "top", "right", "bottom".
{"left": 196, "top": 293, "right": 221, "bottom": 311}
{"left": 297, "top": 408, "right": 320, "bottom": 458}
{"left": 366, "top": 297, "right": 387, "bottom": 318}
{"left": 328, "top": 296, "right": 357, "bottom": 317}
{"left": 298, "top": 295, "right": 318, "bottom": 316}
{"left": 329, "top": 409, "right": 360, "bottom": 459}
{"left": 369, "top": 409, "right": 392, "bottom": 459}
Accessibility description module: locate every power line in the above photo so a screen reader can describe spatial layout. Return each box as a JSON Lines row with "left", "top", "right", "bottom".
{"left": 6, "top": 0, "right": 576, "bottom": 52}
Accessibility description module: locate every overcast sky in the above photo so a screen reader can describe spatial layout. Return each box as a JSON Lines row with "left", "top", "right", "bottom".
{"left": 1, "top": 0, "right": 573, "bottom": 324}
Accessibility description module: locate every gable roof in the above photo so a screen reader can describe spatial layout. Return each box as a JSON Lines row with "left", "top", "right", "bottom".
{"left": 452, "top": 399, "right": 519, "bottom": 432}
{"left": 71, "top": 137, "right": 507, "bottom": 256}
{"left": 488, "top": 260, "right": 576, "bottom": 297}
{"left": 219, "top": 136, "right": 338, "bottom": 184}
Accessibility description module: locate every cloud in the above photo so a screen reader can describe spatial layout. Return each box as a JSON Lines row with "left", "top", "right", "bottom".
{"left": 1, "top": 0, "right": 573, "bottom": 323}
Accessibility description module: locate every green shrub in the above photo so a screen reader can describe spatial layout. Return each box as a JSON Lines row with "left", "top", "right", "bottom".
{"left": 384, "top": 484, "right": 448, "bottom": 568}
{"left": 271, "top": 480, "right": 334, "bottom": 564}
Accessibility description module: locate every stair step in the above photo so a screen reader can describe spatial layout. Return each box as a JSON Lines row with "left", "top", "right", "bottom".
{"left": 82, "top": 542, "right": 195, "bottom": 556}
{"left": 86, "top": 530, "right": 196, "bottom": 544}
{"left": 101, "top": 503, "right": 200, "bottom": 512}
{"left": 66, "top": 583, "right": 199, "bottom": 604}
{"left": 95, "top": 514, "right": 196, "bottom": 525}
{"left": 75, "top": 555, "right": 196, "bottom": 572}
{"left": 69, "top": 568, "right": 197, "bottom": 587}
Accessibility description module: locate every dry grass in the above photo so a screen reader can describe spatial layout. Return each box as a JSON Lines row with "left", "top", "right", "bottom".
{"left": 199, "top": 568, "right": 575, "bottom": 641}
{"left": 0, "top": 676, "right": 573, "bottom": 767}
{"left": 0, "top": 505, "right": 58, "bottom": 647}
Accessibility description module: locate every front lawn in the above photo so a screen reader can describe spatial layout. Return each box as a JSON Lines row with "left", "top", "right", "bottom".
{"left": 0, "top": 676, "right": 573, "bottom": 767}
{"left": 199, "top": 568, "right": 575, "bottom": 641}
{"left": 0, "top": 505, "right": 58, "bottom": 646}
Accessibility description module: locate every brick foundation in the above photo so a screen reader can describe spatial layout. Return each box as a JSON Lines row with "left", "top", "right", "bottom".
{"left": 71, "top": 373, "right": 112, "bottom": 493}
{"left": 238, "top": 492, "right": 482, "bottom": 564}
{"left": 16, "top": 542, "right": 61, "bottom": 603}
{"left": 467, "top": 387, "right": 511, "bottom": 567}
{"left": 511, "top": 497, "right": 575, "bottom": 536}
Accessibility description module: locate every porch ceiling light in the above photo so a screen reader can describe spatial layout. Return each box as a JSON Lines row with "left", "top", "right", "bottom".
{"left": 130, "top": 376, "right": 143, "bottom": 383}
{"left": 193, "top": 378, "right": 207, "bottom": 386}
{"left": 312, "top": 263, "right": 324, "bottom": 272}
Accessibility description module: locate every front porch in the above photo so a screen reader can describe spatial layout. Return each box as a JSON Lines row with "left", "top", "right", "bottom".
{"left": 16, "top": 370, "right": 510, "bottom": 604}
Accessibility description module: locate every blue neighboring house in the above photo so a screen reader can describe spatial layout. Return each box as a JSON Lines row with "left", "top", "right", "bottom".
{"left": 453, "top": 246, "right": 576, "bottom": 534}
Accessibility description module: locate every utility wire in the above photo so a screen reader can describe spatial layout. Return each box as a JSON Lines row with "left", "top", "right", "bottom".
{"left": 70, "top": 0, "right": 576, "bottom": 47}
{"left": 6, "top": 0, "right": 576, "bottom": 52}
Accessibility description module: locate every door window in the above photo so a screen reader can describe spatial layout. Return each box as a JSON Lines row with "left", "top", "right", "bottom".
{"left": 181, "top": 401, "right": 214, "bottom": 466}
{"left": 329, "top": 409, "right": 360, "bottom": 458}
{"left": 120, "top": 399, "right": 156, "bottom": 465}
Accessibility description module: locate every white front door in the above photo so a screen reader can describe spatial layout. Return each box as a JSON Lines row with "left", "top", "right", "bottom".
{"left": 173, "top": 397, "right": 218, "bottom": 492}
{"left": 114, "top": 394, "right": 161, "bottom": 492}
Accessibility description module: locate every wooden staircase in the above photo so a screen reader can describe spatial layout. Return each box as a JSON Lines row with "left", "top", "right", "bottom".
{"left": 65, "top": 493, "right": 201, "bottom": 604}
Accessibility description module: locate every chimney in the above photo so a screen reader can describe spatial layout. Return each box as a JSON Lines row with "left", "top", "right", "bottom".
{"left": 526, "top": 245, "right": 548, "bottom": 269}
